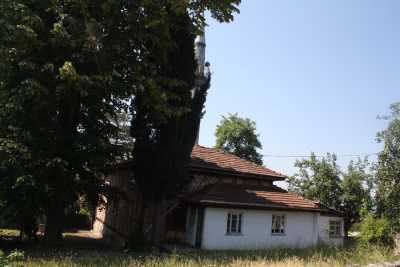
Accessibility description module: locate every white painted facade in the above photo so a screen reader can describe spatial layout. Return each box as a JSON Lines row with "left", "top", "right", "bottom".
{"left": 317, "top": 214, "right": 344, "bottom": 246}
{"left": 186, "top": 207, "right": 343, "bottom": 250}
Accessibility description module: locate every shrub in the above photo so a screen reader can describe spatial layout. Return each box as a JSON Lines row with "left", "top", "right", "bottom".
{"left": 359, "top": 214, "right": 393, "bottom": 246}
{"left": 0, "top": 250, "right": 24, "bottom": 267}
{"left": 0, "top": 251, "right": 6, "bottom": 267}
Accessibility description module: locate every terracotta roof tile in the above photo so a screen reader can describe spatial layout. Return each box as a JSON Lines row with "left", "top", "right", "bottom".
{"left": 185, "top": 183, "right": 324, "bottom": 212}
{"left": 115, "top": 145, "right": 286, "bottom": 181}
{"left": 189, "top": 145, "right": 286, "bottom": 180}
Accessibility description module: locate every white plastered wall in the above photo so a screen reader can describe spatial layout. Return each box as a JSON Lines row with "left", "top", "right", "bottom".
{"left": 317, "top": 214, "right": 344, "bottom": 246}
{"left": 197, "top": 207, "right": 344, "bottom": 250}
{"left": 201, "top": 207, "right": 319, "bottom": 250}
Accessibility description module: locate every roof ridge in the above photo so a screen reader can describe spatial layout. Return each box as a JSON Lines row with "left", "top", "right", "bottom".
{"left": 194, "top": 145, "right": 287, "bottom": 178}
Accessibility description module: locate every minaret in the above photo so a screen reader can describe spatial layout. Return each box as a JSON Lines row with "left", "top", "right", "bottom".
{"left": 194, "top": 32, "right": 206, "bottom": 77}
{"left": 193, "top": 30, "right": 207, "bottom": 145}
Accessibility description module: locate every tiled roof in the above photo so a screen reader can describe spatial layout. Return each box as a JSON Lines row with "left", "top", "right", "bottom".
{"left": 185, "top": 183, "right": 326, "bottom": 212}
{"left": 189, "top": 145, "right": 286, "bottom": 180}
{"left": 114, "top": 145, "right": 286, "bottom": 181}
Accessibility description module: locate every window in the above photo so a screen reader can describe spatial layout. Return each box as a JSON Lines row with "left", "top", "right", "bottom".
{"left": 226, "top": 212, "right": 242, "bottom": 234}
{"left": 329, "top": 220, "right": 342, "bottom": 238}
{"left": 271, "top": 215, "right": 286, "bottom": 235}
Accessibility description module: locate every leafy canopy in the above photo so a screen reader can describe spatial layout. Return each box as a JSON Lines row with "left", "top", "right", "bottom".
{"left": 342, "top": 158, "right": 374, "bottom": 233}
{"left": 0, "top": 0, "right": 241, "bottom": 243}
{"left": 289, "top": 153, "right": 375, "bottom": 235}
{"left": 288, "top": 153, "right": 342, "bottom": 210}
{"left": 359, "top": 214, "right": 393, "bottom": 246}
{"left": 215, "top": 113, "right": 263, "bottom": 165}
{"left": 376, "top": 102, "right": 400, "bottom": 231}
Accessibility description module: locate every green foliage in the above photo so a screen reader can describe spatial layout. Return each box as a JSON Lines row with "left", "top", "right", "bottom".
{"left": 289, "top": 155, "right": 374, "bottom": 235}
{"left": 0, "top": 250, "right": 24, "bottom": 267}
{"left": 215, "top": 113, "right": 263, "bottom": 165}
{"left": 12, "top": 245, "right": 400, "bottom": 267}
{"left": 0, "top": 0, "right": 142, "bottom": 241}
{"left": 376, "top": 102, "right": 400, "bottom": 231}
{"left": 129, "top": 11, "right": 210, "bottom": 245}
{"left": 359, "top": 214, "right": 393, "bottom": 246}
{"left": 342, "top": 158, "right": 374, "bottom": 235}
{"left": 0, "top": 0, "right": 241, "bottom": 243}
{"left": 288, "top": 153, "right": 342, "bottom": 210}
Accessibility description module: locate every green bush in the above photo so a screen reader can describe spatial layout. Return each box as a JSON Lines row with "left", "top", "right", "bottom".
{"left": 0, "top": 250, "right": 24, "bottom": 267}
{"left": 359, "top": 214, "right": 393, "bottom": 246}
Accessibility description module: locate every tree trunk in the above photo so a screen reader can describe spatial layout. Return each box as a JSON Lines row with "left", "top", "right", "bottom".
{"left": 44, "top": 196, "right": 64, "bottom": 246}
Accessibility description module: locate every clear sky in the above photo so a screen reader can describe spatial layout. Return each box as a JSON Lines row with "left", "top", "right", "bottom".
{"left": 199, "top": 0, "right": 400, "bottom": 177}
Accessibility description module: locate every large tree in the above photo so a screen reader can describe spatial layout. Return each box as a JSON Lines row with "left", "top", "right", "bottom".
{"left": 376, "top": 102, "right": 400, "bottom": 231}
{"left": 215, "top": 113, "right": 263, "bottom": 165}
{"left": 342, "top": 158, "right": 373, "bottom": 236}
{"left": 289, "top": 153, "right": 375, "bottom": 235}
{"left": 0, "top": 0, "right": 241, "bottom": 245}
{"left": 288, "top": 153, "right": 342, "bottom": 211}
{"left": 130, "top": 3, "right": 241, "bottom": 243}
{"left": 0, "top": 0, "right": 134, "bottom": 244}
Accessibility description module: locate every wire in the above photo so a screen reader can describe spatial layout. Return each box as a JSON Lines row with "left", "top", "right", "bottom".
{"left": 262, "top": 153, "right": 379, "bottom": 158}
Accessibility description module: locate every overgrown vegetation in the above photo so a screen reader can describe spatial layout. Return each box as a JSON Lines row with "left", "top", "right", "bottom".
{"left": 0, "top": 250, "right": 24, "bottom": 267}
{"left": 19, "top": 245, "right": 400, "bottom": 267}
{"left": 288, "top": 152, "right": 343, "bottom": 212}
{"left": 287, "top": 103, "right": 400, "bottom": 244}
{"left": 359, "top": 214, "right": 394, "bottom": 246}
{"left": 0, "top": 0, "right": 241, "bottom": 245}
{"left": 288, "top": 150, "right": 375, "bottom": 238}
{"left": 376, "top": 102, "right": 400, "bottom": 232}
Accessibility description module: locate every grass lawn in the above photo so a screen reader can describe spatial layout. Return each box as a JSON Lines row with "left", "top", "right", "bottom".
{"left": 12, "top": 245, "right": 400, "bottom": 267}
{"left": 1, "top": 230, "right": 399, "bottom": 267}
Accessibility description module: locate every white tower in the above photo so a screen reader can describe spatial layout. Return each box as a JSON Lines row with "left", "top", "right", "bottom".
{"left": 193, "top": 30, "right": 208, "bottom": 145}
{"left": 194, "top": 32, "right": 206, "bottom": 77}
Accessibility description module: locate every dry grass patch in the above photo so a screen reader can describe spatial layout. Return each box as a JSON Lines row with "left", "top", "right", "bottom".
{"left": 18, "top": 245, "right": 400, "bottom": 267}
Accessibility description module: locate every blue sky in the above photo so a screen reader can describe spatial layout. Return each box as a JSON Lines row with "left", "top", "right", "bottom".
{"left": 200, "top": 0, "right": 400, "bottom": 176}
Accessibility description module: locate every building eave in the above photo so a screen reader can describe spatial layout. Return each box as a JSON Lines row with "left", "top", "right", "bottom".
{"left": 188, "top": 166, "right": 286, "bottom": 181}
{"left": 185, "top": 199, "right": 343, "bottom": 217}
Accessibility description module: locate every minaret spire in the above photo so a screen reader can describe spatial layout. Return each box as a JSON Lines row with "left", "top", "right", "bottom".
{"left": 193, "top": 29, "right": 207, "bottom": 145}
{"left": 194, "top": 31, "right": 206, "bottom": 77}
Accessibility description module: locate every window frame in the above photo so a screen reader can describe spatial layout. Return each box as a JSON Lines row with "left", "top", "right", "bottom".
{"left": 226, "top": 212, "right": 243, "bottom": 235}
{"left": 329, "top": 220, "right": 342, "bottom": 238}
{"left": 271, "top": 214, "right": 286, "bottom": 236}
